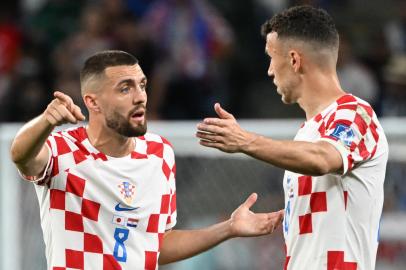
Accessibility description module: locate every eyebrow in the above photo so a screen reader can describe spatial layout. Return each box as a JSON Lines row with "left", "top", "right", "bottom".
{"left": 116, "top": 77, "right": 147, "bottom": 87}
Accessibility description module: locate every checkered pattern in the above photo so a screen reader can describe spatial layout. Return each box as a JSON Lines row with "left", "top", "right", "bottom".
{"left": 23, "top": 127, "right": 177, "bottom": 269}
{"left": 282, "top": 94, "right": 388, "bottom": 269}
{"left": 297, "top": 176, "right": 327, "bottom": 235}
{"left": 327, "top": 251, "right": 357, "bottom": 270}
{"left": 144, "top": 191, "right": 176, "bottom": 270}
{"left": 317, "top": 94, "right": 380, "bottom": 174}
{"left": 49, "top": 172, "right": 122, "bottom": 269}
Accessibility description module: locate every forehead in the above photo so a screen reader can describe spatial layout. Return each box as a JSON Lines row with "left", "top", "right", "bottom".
{"left": 265, "top": 32, "right": 280, "bottom": 54}
{"left": 104, "top": 64, "right": 145, "bottom": 81}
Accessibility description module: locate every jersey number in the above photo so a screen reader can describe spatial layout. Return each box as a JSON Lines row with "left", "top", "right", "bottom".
{"left": 114, "top": 228, "right": 129, "bottom": 262}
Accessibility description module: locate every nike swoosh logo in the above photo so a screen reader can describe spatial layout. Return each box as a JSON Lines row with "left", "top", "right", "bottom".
{"left": 115, "top": 203, "right": 138, "bottom": 212}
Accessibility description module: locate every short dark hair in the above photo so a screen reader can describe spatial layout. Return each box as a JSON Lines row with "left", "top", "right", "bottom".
{"left": 80, "top": 50, "right": 138, "bottom": 85}
{"left": 261, "top": 5, "right": 338, "bottom": 48}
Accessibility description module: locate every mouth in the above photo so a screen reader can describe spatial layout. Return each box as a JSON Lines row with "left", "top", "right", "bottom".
{"left": 129, "top": 108, "right": 146, "bottom": 122}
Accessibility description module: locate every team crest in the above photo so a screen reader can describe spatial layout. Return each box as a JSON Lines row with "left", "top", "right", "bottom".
{"left": 330, "top": 124, "right": 354, "bottom": 147}
{"left": 118, "top": 181, "right": 136, "bottom": 204}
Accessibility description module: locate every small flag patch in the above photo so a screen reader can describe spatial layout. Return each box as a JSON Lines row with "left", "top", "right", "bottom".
{"left": 112, "top": 215, "right": 127, "bottom": 226}
{"left": 127, "top": 218, "right": 139, "bottom": 228}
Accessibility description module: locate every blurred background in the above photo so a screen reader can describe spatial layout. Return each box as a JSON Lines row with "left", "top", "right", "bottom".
{"left": 0, "top": 0, "right": 405, "bottom": 269}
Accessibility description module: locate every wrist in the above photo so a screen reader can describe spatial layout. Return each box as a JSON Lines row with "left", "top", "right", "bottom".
{"left": 240, "top": 132, "right": 260, "bottom": 154}
{"left": 40, "top": 112, "right": 57, "bottom": 130}
{"left": 220, "top": 219, "right": 235, "bottom": 240}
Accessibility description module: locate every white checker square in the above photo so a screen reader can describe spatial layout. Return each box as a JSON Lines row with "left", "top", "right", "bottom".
{"left": 65, "top": 192, "right": 83, "bottom": 214}
{"left": 63, "top": 230, "right": 85, "bottom": 251}
{"left": 84, "top": 252, "right": 104, "bottom": 269}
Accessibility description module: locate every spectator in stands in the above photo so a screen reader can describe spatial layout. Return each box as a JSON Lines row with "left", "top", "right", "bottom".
{"left": 142, "top": 0, "right": 234, "bottom": 119}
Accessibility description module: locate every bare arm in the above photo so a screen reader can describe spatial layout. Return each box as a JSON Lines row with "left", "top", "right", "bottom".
{"left": 196, "top": 103, "right": 343, "bottom": 176}
{"left": 10, "top": 91, "right": 85, "bottom": 179}
{"left": 159, "top": 193, "right": 283, "bottom": 264}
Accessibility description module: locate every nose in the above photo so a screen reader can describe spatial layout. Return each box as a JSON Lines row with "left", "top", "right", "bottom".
{"left": 267, "top": 63, "right": 274, "bottom": 77}
{"left": 132, "top": 86, "right": 147, "bottom": 105}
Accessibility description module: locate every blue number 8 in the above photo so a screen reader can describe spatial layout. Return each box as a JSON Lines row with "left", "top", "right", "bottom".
{"left": 114, "top": 228, "right": 129, "bottom": 262}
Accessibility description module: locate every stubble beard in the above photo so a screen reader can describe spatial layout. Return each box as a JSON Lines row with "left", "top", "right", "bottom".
{"left": 105, "top": 110, "right": 147, "bottom": 137}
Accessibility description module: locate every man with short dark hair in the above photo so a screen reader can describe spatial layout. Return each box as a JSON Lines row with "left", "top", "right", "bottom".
{"left": 197, "top": 6, "right": 388, "bottom": 270}
{"left": 10, "top": 50, "right": 283, "bottom": 269}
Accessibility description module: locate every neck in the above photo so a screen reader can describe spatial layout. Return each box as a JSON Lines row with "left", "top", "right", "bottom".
{"left": 297, "top": 71, "right": 345, "bottom": 120}
{"left": 86, "top": 117, "right": 134, "bottom": 157}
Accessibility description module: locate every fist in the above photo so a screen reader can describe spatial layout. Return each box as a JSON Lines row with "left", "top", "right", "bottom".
{"left": 44, "top": 91, "right": 86, "bottom": 126}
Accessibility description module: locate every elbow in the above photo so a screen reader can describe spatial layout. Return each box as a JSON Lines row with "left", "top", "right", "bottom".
{"left": 10, "top": 143, "right": 23, "bottom": 165}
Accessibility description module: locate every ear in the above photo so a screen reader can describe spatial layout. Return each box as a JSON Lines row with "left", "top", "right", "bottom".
{"left": 83, "top": 93, "right": 100, "bottom": 113}
{"left": 289, "top": 50, "right": 301, "bottom": 73}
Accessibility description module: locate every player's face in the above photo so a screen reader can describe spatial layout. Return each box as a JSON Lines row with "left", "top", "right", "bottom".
{"left": 99, "top": 64, "right": 148, "bottom": 137}
{"left": 265, "top": 32, "right": 300, "bottom": 104}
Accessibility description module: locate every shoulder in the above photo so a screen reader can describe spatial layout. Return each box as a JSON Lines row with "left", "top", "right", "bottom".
{"left": 138, "top": 132, "right": 175, "bottom": 159}
{"left": 141, "top": 132, "right": 173, "bottom": 148}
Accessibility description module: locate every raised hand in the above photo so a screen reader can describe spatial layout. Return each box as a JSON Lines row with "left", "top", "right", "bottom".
{"left": 196, "top": 103, "right": 257, "bottom": 153}
{"left": 44, "top": 91, "right": 86, "bottom": 126}
{"left": 229, "top": 193, "right": 283, "bottom": 237}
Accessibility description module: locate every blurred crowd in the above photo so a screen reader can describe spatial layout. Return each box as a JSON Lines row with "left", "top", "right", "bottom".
{"left": 1, "top": 0, "right": 406, "bottom": 122}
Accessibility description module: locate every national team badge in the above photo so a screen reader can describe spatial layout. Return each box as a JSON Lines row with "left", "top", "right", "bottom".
{"left": 330, "top": 124, "right": 355, "bottom": 147}
{"left": 118, "top": 181, "right": 136, "bottom": 204}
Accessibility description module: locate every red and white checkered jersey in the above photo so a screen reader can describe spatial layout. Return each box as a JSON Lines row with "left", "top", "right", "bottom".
{"left": 282, "top": 94, "right": 388, "bottom": 270}
{"left": 21, "top": 126, "right": 177, "bottom": 270}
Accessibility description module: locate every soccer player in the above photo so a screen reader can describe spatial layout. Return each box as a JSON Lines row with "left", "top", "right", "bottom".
{"left": 196, "top": 5, "right": 388, "bottom": 270}
{"left": 10, "top": 50, "right": 283, "bottom": 270}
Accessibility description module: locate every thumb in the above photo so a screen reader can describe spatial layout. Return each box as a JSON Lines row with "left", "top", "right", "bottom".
{"left": 242, "top": 193, "right": 258, "bottom": 209}
{"left": 214, "top": 103, "right": 235, "bottom": 120}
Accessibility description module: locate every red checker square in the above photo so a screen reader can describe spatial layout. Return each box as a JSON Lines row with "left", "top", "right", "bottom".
{"left": 343, "top": 262, "right": 358, "bottom": 270}
{"left": 160, "top": 194, "right": 170, "bottom": 214}
{"left": 146, "top": 141, "right": 163, "bottom": 158}
{"left": 354, "top": 114, "right": 367, "bottom": 136}
{"left": 103, "top": 254, "right": 122, "bottom": 270}
{"left": 146, "top": 214, "right": 160, "bottom": 233}
{"left": 145, "top": 251, "right": 158, "bottom": 270}
{"left": 73, "top": 149, "right": 87, "bottom": 165}
{"left": 50, "top": 189, "right": 65, "bottom": 210}
{"left": 66, "top": 249, "right": 84, "bottom": 269}
{"left": 65, "top": 211, "right": 84, "bottom": 232}
{"left": 54, "top": 136, "right": 72, "bottom": 155}
{"left": 82, "top": 198, "right": 100, "bottom": 221}
{"left": 162, "top": 161, "right": 171, "bottom": 180}
{"left": 131, "top": 151, "right": 147, "bottom": 159}
{"left": 328, "top": 251, "right": 358, "bottom": 270}
{"left": 298, "top": 176, "right": 312, "bottom": 196}
{"left": 299, "top": 213, "right": 313, "bottom": 234}
{"left": 172, "top": 164, "right": 176, "bottom": 175}
{"left": 51, "top": 156, "right": 59, "bottom": 177}
{"left": 170, "top": 193, "right": 177, "bottom": 214}
{"left": 84, "top": 233, "right": 103, "bottom": 253}
{"left": 158, "top": 233, "right": 164, "bottom": 251}
{"left": 310, "top": 192, "right": 327, "bottom": 213}
{"left": 53, "top": 268, "right": 66, "bottom": 270}
{"left": 66, "top": 173, "right": 86, "bottom": 197}
{"left": 166, "top": 215, "right": 172, "bottom": 225}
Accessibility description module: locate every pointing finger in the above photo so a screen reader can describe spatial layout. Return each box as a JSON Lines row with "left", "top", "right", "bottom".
{"left": 72, "top": 104, "right": 86, "bottom": 121}
{"left": 54, "top": 91, "right": 74, "bottom": 109}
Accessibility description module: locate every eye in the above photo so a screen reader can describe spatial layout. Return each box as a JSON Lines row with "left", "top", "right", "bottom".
{"left": 140, "top": 83, "right": 147, "bottom": 91}
{"left": 120, "top": 86, "right": 130, "bottom": 93}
